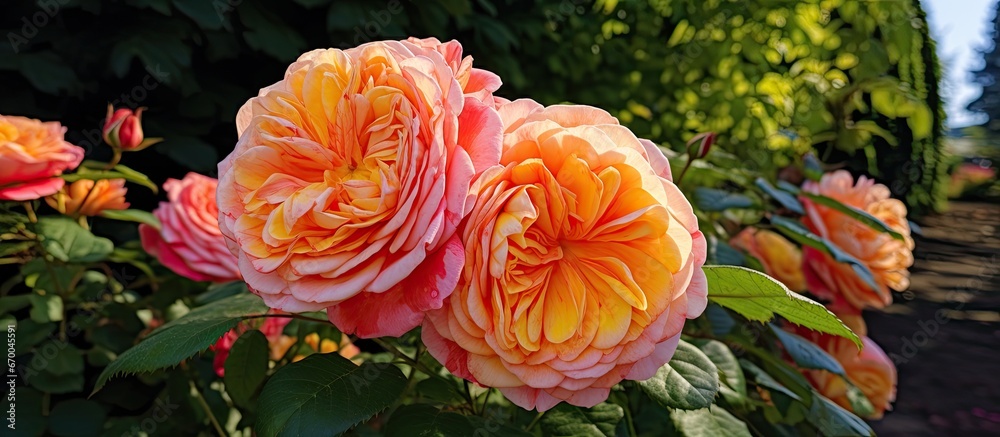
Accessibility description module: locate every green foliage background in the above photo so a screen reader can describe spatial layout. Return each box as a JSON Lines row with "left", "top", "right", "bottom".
{"left": 0, "top": 0, "right": 944, "bottom": 212}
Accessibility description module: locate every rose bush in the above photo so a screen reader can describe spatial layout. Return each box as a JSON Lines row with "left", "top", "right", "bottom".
{"left": 217, "top": 38, "right": 503, "bottom": 338}
{"left": 4, "top": 35, "right": 924, "bottom": 437}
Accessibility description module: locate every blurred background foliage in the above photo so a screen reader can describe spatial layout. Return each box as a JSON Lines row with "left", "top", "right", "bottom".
{"left": 0, "top": 0, "right": 945, "bottom": 214}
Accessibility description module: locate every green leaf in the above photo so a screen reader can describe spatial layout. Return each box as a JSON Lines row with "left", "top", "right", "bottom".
{"left": 704, "top": 265, "right": 861, "bottom": 348}
{"left": 636, "top": 339, "right": 719, "bottom": 410}
{"left": 224, "top": 330, "right": 270, "bottom": 409}
{"left": 22, "top": 260, "right": 82, "bottom": 295}
{"left": 689, "top": 339, "right": 746, "bottom": 397}
{"left": 293, "top": 0, "right": 332, "bottom": 8}
{"left": 384, "top": 404, "right": 475, "bottom": 437}
{"left": 48, "top": 399, "right": 106, "bottom": 437}
{"left": 130, "top": 0, "right": 172, "bottom": 15}
{"left": 13, "top": 319, "right": 55, "bottom": 356}
{"left": 173, "top": 0, "right": 225, "bottom": 30}
{"left": 18, "top": 53, "right": 78, "bottom": 95}
{"left": 37, "top": 342, "right": 83, "bottom": 376}
{"left": 908, "top": 104, "right": 933, "bottom": 140}
{"left": 326, "top": 2, "right": 368, "bottom": 31}
{"left": 466, "top": 415, "right": 534, "bottom": 437}
{"left": 29, "top": 294, "right": 63, "bottom": 323}
{"left": 35, "top": 217, "right": 114, "bottom": 263}
{"left": 29, "top": 368, "right": 84, "bottom": 394}
{"left": 670, "top": 407, "right": 752, "bottom": 437}
{"left": 754, "top": 178, "right": 804, "bottom": 214}
{"left": 67, "top": 163, "right": 158, "bottom": 193}
{"left": 93, "top": 293, "right": 269, "bottom": 392}
{"left": 704, "top": 304, "right": 736, "bottom": 337}
{"left": 0, "top": 295, "right": 32, "bottom": 315}
{"left": 9, "top": 387, "right": 45, "bottom": 436}
{"left": 99, "top": 209, "right": 162, "bottom": 229}
{"left": 805, "top": 394, "right": 874, "bottom": 436}
{"left": 157, "top": 136, "right": 219, "bottom": 172}
{"left": 196, "top": 281, "right": 250, "bottom": 305}
{"left": 0, "top": 240, "right": 34, "bottom": 257}
{"left": 767, "top": 217, "right": 881, "bottom": 294}
{"left": 770, "top": 326, "right": 845, "bottom": 376}
{"left": 797, "top": 192, "right": 905, "bottom": 241}
{"left": 739, "top": 359, "right": 801, "bottom": 401}
{"left": 414, "top": 377, "right": 464, "bottom": 404}
{"left": 256, "top": 353, "right": 407, "bottom": 437}
{"left": 693, "top": 187, "right": 756, "bottom": 211}
{"left": 540, "top": 402, "right": 624, "bottom": 437}
{"left": 844, "top": 383, "right": 876, "bottom": 418}
{"left": 240, "top": 2, "right": 307, "bottom": 62}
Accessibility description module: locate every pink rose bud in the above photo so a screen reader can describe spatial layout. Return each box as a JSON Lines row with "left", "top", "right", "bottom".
{"left": 686, "top": 132, "right": 715, "bottom": 159}
{"left": 103, "top": 105, "right": 160, "bottom": 151}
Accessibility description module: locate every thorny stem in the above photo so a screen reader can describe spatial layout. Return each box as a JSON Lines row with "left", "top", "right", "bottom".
{"left": 189, "top": 379, "right": 226, "bottom": 437}
{"left": 676, "top": 157, "right": 695, "bottom": 187}
{"left": 105, "top": 150, "right": 122, "bottom": 170}
{"left": 478, "top": 388, "right": 493, "bottom": 416}
{"left": 464, "top": 380, "right": 477, "bottom": 414}
{"left": 525, "top": 411, "right": 545, "bottom": 432}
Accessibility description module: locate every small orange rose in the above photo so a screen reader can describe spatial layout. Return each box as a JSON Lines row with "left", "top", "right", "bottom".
{"left": 730, "top": 227, "right": 806, "bottom": 292}
{"left": 45, "top": 179, "right": 129, "bottom": 217}
{"left": 789, "top": 325, "right": 896, "bottom": 419}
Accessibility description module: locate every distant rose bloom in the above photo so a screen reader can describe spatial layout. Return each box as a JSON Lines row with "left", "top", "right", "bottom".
{"left": 218, "top": 39, "right": 503, "bottom": 338}
{"left": 422, "top": 100, "right": 708, "bottom": 411}
{"left": 140, "top": 173, "right": 241, "bottom": 282}
{"left": 212, "top": 315, "right": 291, "bottom": 377}
{"left": 268, "top": 332, "right": 361, "bottom": 363}
{"left": 45, "top": 179, "right": 129, "bottom": 217}
{"left": 801, "top": 171, "right": 914, "bottom": 310}
{"left": 730, "top": 227, "right": 806, "bottom": 292}
{"left": 788, "top": 325, "right": 896, "bottom": 419}
{"left": 0, "top": 115, "right": 84, "bottom": 201}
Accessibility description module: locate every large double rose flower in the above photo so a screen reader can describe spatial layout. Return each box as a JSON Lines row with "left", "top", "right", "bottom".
{"left": 422, "top": 100, "right": 708, "bottom": 411}
{"left": 801, "top": 171, "right": 914, "bottom": 309}
{"left": 217, "top": 39, "right": 502, "bottom": 338}
{"left": 0, "top": 115, "right": 84, "bottom": 201}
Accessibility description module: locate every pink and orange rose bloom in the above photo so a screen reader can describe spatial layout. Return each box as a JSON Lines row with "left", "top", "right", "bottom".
{"left": 800, "top": 170, "right": 915, "bottom": 310}
{"left": 217, "top": 38, "right": 503, "bottom": 338}
{"left": 421, "top": 100, "right": 708, "bottom": 411}
{"left": 730, "top": 227, "right": 806, "bottom": 292}
{"left": 141, "top": 173, "right": 242, "bottom": 283}
{"left": 0, "top": 115, "right": 85, "bottom": 201}
{"left": 789, "top": 324, "right": 897, "bottom": 419}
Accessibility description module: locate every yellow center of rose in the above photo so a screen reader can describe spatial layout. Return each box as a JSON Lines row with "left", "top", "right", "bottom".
{"left": 482, "top": 147, "right": 681, "bottom": 357}
{"left": 240, "top": 52, "right": 430, "bottom": 261}
{"left": 0, "top": 121, "right": 18, "bottom": 143}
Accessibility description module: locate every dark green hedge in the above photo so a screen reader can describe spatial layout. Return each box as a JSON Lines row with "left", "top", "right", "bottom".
{"left": 0, "top": 0, "right": 945, "bottom": 213}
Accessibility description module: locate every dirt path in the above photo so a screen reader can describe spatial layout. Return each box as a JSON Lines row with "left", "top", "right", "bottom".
{"left": 868, "top": 201, "right": 1000, "bottom": 436}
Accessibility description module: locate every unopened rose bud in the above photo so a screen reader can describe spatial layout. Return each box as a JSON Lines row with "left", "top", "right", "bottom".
{"left": 102, "top": 105, "right": 161, "bottom": 152}
{"left": 686, "top": 132, "right": 715, "bottom": 160}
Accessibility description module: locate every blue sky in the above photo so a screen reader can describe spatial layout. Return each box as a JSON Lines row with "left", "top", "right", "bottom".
{"left": 923, "top": 0, "right": 996, "bottom": 127}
